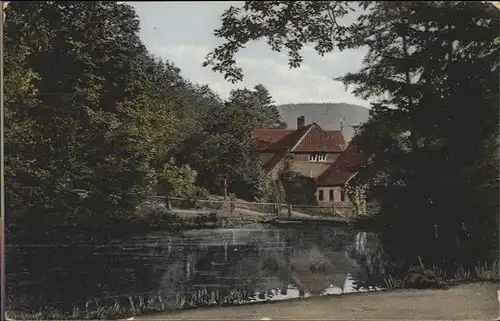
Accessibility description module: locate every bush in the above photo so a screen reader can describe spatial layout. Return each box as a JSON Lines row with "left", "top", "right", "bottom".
{"left": 141, "top": 209, "right": 181, "bottom": 228}
{"left": 194, "top": 212, "right": 219, "bottom": 226}
{"left": 404, "top": 266, "right": 443, "bottom": 289}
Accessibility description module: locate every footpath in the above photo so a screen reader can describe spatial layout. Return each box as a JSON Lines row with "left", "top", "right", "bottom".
{"left": 134, "top": 282, "right": 498, "bottom": 320}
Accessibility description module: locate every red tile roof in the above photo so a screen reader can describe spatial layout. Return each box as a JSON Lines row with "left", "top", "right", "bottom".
{"left": 293, "top": 125, "right": 344, "bottom": 153}
{"left": 334, "top": 141, "right": 366, "bottom": 170}
{"left": 315, "top": 167, "right": 355, "bottom": 186}
{"left": 253, "top": 124, "right": 345, "bottom": 153}
{"left": 263, "top": 150, "right": 288, "bottom": 171}
{"left": 326, "top": 131, "right": 346, "bottom": 149}
{"left": 252, "top": 129, "right": 294, "bottom": 150}
{"left": 268, "top": 124, "right": 313, "bottom": 151}
{"left": 315, "top": 141, "right": 367, "bottom": 186}
{"left": 252, "top": 123, "right": 347, "bottom": 173}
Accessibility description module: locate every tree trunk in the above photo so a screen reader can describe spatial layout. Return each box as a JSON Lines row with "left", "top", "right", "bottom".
{"left": 402, "top": 33, "right": 418, "bottom": 153}
{"left": 223, "top": 177, "right": 228, "bottom": 200}
{"left": 230, "top": 198, "right": 235, "bottom": 216}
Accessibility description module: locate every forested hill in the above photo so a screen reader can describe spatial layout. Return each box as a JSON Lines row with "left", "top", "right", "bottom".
{"left": 277, "top": 103, "right": 370, "bottom": 142}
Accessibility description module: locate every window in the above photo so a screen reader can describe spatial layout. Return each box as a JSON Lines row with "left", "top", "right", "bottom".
{"left": 341, "top": 189, "right": 346, "bottom": 202}
{"left": 318, "top": 190, "right": 324, "bottom": 201}
{"left": 309, "top": 153, "right": 327, "bottom": 162}
{"left": 329, "top": 189, "right": 334, "bottom": 201}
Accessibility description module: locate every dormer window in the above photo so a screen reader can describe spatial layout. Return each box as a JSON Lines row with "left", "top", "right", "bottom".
{"left": 309, "top": 153, "right": 327, "bottom": 162}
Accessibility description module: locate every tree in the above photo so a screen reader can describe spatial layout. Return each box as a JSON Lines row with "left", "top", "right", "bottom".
{"left": 228, "top": 84, "right": 286, "bottom": 128}
{"left": 195, "top": 133, "right": 261, "bottom": 198}
{"left": 4, "top": 2, "right": 207, "bottom": 233}
{"left": 6, "top": 2, "right": 150, "bottom": 228}
{"left": 338, "top": 2, "right": 499, "bottom": 271}
{"left": 203, "top": 1, "right": 354, "bottom": 83}
{"left": 183, "top": 93, "right": 265, "bottom": 199}
{"left": 176, "top": 84, "right": 283, "bottom": 200}
{"left": 155, "top": 158, "right": 202, "bottom": 198}
{"left": 205, "top": 1, "right": 499, "bottom": 275}
{"left": 277, "top": 156, "right": 317, "bottom": 207}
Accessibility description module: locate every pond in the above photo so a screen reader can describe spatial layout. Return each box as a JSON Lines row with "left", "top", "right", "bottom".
{"left": 6, "top": 224, "right": 386, "bottom": 314}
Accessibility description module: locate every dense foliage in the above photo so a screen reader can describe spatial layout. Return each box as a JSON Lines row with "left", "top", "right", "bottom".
{"left": 279, "top": 158, "right": 318, "bottom": 206}
{"left": 5, "top": 2, "right": 285, "bottom": 235}
{"left": 205, "top": 1, "right": 499, "bottom": 275}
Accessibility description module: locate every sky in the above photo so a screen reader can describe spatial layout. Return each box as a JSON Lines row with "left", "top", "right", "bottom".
{"left": 129, "top": 1, "right": 369, "bottom": 107}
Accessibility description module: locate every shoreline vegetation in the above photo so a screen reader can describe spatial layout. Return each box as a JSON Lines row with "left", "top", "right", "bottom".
{"left": 8, "top": 195, "right": 360, "bottom": 244}
{"left": 6, "top": 279, "right": 498, "bottom": 320}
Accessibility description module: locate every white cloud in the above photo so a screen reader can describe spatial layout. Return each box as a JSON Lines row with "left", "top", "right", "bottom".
{"left": 135, "top": 2, "right": 370, "bottom": 107}
{"left": 152, "top": 43, "right": 369, "bottom": 107}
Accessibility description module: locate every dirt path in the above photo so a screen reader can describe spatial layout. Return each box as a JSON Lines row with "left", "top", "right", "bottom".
{"left": 135, "top": 282, "right": 498, "bottom": 320}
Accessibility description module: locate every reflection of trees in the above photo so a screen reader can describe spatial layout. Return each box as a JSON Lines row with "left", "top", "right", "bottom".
{"left": 9, "top": 227, "right": 388, "bottom": 313}
{"left": 346, "top": 231, "right": 387, "bottom": 289}
{"left": 141, "top": 228, "right": 386, "bottom": 305}
{"left": 289, "top": 245, "right": 353, "bottom": 294}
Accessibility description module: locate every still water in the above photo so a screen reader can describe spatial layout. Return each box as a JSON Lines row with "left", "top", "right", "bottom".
{"left": 7, "top": 224, "right": 385, "bottom": 312}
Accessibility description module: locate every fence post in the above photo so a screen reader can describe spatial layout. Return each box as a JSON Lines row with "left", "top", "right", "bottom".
{"left": 287, "top": 204, "right": 292, "bottom": 217}
{"left": 230, "top": 197, "right": 235, "bottom": 216}
{"left": 167, "top": 197, "right": 172, "bottom": 210}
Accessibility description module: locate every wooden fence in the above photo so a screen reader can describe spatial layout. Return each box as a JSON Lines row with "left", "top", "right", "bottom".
{"left": 146, "top": 195, "right": 378, "bottom": 218}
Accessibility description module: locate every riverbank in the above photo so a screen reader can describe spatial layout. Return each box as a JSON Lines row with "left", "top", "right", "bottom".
{"left": 134, "top": 282, "right": 498, "bottom": 320}
{"left": 6, "top": 209, "right": 348, "bottom": 246}
{"left": 149, "top": 207, "right": 352, "bottom": 230}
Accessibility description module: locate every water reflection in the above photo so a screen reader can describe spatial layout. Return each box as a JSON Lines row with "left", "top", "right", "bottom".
{"left": 7, "top": 225, "right": 385, "bottom": 312}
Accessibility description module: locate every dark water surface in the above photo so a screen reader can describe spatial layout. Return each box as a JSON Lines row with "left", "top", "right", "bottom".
{"left": 7, "top": 224, "right": 386, "bottom": 312}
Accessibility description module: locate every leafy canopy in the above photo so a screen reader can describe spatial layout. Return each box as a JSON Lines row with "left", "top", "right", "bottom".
{"left": 205, "top": 0, "right": 499, "bottom": 271}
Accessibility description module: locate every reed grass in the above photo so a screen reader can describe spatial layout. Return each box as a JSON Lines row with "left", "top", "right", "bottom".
{"left": 8, "top": 260, "right": 498, "bottom": 320}
{"left": 383, "top": 261, "right": 498, "bottom": 290}
{"left": 6, "top": 288, "right": 260, "bottom": 320}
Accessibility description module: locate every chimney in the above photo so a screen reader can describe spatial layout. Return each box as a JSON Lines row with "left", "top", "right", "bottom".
{"left": 297, "top": 116, "right": 305, "bottom": 129}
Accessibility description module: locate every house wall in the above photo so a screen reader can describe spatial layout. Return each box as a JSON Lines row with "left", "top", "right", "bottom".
{"left": 267, "top": 153, "right": 340, "bottom": 180}
{"left": 315, "top": 186, "right": 350, "bottom": 205}
{"left": 267, "top": 152, "right": 342, "bottom": 179}
{"left": 293, "top": 152, "right": 341, "bottom": 163}
{"left": 290, "top": 161, "right": 331, "bottom": 178}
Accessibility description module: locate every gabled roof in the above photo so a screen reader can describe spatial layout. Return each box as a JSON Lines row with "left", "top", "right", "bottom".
{"left": 263, "top": 150, "right": 288, "bottom": 171}
{"left": 316, "top": 141, "right": 368, "bottom": 186}
{"left": 253, "top": 123, "right": 347, "bottom": 173}
{"left": 268, "top": 124, "right": 313, "bottom": 152}
{"left": 253, "top": 123, "right": 345, "bottom": 153}
{"left": 333, "top": 141, "right": 366, "bottom": 170}
{"left": 327, "top": 131, "right": 346, "bottom": 149}
{"left": 293, "top": 125, "right": 344, "bottom": 153}
{"left": 252, "top": 128, "right": 294, "bottom": 150}
{"left": 315, "top": 168, "right": 355, "bottom": 186}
